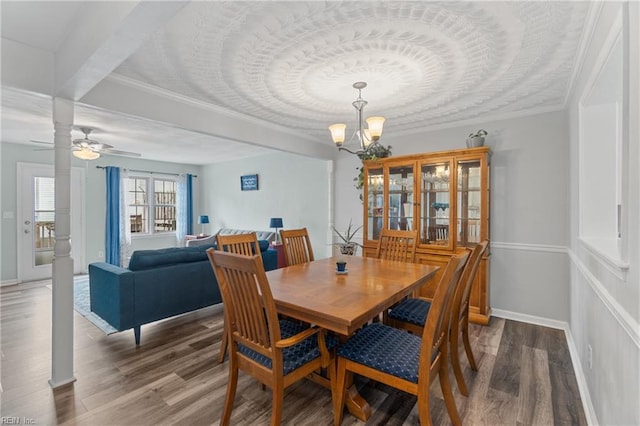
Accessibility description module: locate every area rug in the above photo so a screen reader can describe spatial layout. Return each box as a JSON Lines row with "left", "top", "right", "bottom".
{"left": 48, "top": 276, "right": 117, "bottom": 335}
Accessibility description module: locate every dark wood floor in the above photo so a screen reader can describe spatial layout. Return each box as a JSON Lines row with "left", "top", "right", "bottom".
{"left": 1, "top": 279, "right": 587, "bottom": 425}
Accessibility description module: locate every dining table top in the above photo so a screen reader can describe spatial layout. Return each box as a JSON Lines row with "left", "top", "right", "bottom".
{"left": 266, "top": 255, "right": 440, "bottom": 336}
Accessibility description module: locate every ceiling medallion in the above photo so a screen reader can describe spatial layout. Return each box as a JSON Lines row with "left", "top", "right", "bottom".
{"left": 328, "top": 82, "right": 392, "bottom": 160}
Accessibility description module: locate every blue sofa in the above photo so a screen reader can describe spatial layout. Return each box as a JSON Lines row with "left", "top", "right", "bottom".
{"left": 89, "top": 241, "right": 277, "bottom": 344}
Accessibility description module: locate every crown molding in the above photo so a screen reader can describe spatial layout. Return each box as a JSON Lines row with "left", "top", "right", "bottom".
{"left": 564, "top": 1, "right": 605, "bottom": 108}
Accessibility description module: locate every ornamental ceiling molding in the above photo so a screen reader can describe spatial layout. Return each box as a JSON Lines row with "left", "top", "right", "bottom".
{"left": 114, "top": 1, "right": 590, "bottom": 139}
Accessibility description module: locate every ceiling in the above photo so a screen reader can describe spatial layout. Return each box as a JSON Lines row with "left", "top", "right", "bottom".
{"left": 1, "top": 1, "right": 592, "bottom": 165}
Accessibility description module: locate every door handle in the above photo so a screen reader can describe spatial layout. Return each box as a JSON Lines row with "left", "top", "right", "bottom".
{"left": 24, "top": 229, "right": 30, "bottom": 234}
{"left": 24, "top": 220, "right": 31, "bottom": 225}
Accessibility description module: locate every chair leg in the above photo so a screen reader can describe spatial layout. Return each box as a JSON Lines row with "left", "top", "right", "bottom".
{"left": 221, "top": 354, "right": 238, "bottom": 426}
{"left": 218, "top": 323, "right": 228, "bottom": 364}
{"left": 333, "top": 358, "right": 348, "bottom": 426}
{"left": 416, "top": 384, "right": 433, "bottom": 426}
{"left": 461, "top": 319, "right": 478, "bottom": 371}
{"left": 450, "top": 325, "right": 469, "bottom": 396}
{"left": 271, "top": 378, "right": 284, "bottom": 426}
{"left": 438, "top": 355, "right": 462, "bottom": 426}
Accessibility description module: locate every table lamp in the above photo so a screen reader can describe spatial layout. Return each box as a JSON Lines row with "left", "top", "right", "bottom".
{"left": 197, "top": 215, "right": 210, "bottom": 236}
{"left": 269, "top": 217, "right": 283, "bottom": 244}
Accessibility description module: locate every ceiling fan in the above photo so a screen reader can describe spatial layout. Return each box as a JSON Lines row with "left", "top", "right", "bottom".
{"left": 31, "top": 127, "right": 141, "bottom": 160}
{"left": 71, "top": 127, "right": 141, "bottom": 160}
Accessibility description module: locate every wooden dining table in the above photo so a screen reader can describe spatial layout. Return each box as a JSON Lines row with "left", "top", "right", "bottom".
{"left": 266, "top": 255, "right": 440, "bottom": 421}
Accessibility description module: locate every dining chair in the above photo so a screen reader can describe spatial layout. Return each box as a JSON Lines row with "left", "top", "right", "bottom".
{"left": 374, "top": 228, "right": 419, "bottom": 323}
{"left": 206, "top": 249, "right": 337, "bottom": 426}
{"left": 375, "top": 228, "right": 419, "bottom": 262}
{"left": 280, "top": 228, "right": 314, "bottom": 266}
{"left": 387, "top": 240, "right": 488, "bottom": 396}
{"left": 215, "top": 232, "right": 263, "bottom": 364}
{"left": 333, "top": 251, "right": 470, "bottom": 426}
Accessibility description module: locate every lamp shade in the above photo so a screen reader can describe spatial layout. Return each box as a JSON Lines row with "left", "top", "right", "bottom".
{"left": 366, "top": 116, "right": 385, "bottom": 141}
{"left": 198, "top": 215, "right": 210, "bottom": 224}
{"left": 328, "top": 123, "right": 346, "bottom": 145}
{"left": 269, "top": 217, "right": 283, "bottom": 228}
{"left": 73, "top": 147, "right": 100, "bottom": 160}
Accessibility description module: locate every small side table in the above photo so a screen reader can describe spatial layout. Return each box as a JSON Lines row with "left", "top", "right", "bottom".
{"left": 271, "top": 242, "right": 287, "bottom": 269}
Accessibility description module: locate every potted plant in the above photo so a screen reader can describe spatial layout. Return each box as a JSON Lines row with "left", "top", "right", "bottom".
{"left": 332, "top": 219, "right": 363, "bottom": 255}
{"left": 466, "top": 129, "right": 488, "bottom": 148}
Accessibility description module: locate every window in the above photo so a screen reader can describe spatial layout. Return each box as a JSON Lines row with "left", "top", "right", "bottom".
{"left": 127, "top": 177, "right": 177, "bottom": 234}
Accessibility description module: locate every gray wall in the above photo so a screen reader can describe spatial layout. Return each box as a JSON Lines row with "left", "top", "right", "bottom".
{"left": 567, "top": 2, "right": 640, "bottom": 425}
{"left": 201, "top": 152, "right": 333, "bottom": 259}
{"left": 0, "top": 142, "right": 201, "bottom": 282}
{"left": 334, "top": 110, "right": 571, "bottom": 322}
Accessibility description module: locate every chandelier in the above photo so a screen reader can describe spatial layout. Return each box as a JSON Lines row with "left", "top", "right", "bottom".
{"left": 328, "top": 82, "right": 392, "bottom": 160}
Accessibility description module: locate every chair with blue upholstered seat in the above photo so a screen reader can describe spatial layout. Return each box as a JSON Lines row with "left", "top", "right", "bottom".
{"left": 215, "top": 232, "right": 263, "bottom": 364}
{"left": 375, "top": 228, "right": 419, "bottom": 323}
{"left": 333, "top": 251, "right": 469, "bottom": 426}
{"left": 375, "top": 228, "right": 419, "bottom": 262}
{"left": 280, "top": 228, "right": 315, "bottom": 266}
{"left": 206, "top": 249, "right": 337, "bottom": 426}
{"left": 387, "top": 240, "right": 489, "bottom": 396}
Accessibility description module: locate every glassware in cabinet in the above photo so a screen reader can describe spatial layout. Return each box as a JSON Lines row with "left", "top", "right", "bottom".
{"left": 457, "top": 159, "right": 483, "bottom": 246}
{"left": 419, "top": 160, "right": 452, "bottom": 247}
{"left": 387, "top": 164, "right": 414, "bottom": 231}
{"left": 365, "top": 167, "right": 384, "bottom": 241}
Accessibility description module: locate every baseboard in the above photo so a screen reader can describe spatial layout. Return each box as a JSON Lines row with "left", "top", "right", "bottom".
{"left": 491, "top": 308, "right": 567, "bottom": 330}
{"left": 48, "top": 376, "right": 77, "bottom": 389}
{"left": 491, "top": 309, "right": 598, "bottom": 425}
{"left": 0, "top": 279, "right": 18, "bottom": 287}
{"left": 564, "top": 326, "right": 599, "bottom": 425}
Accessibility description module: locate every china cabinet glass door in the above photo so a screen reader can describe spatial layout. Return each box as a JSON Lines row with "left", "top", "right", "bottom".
{"left": 366, "top": 167, "right": 384, "bottom": 241}
{"left": 457, "top": 159, "right": 482, "bottom": 246}
{"left": 419, "top": 160, "right": 452, "bottom": 247}
{"left": 387, "top": 164, "right": 414, "bottom": 231}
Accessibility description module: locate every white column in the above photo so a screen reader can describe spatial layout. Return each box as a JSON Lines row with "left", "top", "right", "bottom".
{"left": 49, "top": 97, "right": 76, "bottom": 388}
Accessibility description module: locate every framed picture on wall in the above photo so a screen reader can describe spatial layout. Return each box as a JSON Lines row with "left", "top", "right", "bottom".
{"left": 240, "top": 174, "right": 259, "bottom": 191}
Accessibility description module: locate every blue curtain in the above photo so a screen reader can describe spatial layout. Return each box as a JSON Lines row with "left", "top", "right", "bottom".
{"left": 186, "top": 173, "right": 194, "bottom": 235}
{"left": 105, "top": 166, "right": 120, "bottom": 265}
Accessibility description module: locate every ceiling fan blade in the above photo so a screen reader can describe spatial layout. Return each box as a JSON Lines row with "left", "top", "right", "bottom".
{"left": 30, "top": 140, "right": 53, "bottom": 145}
{"left": 100, "top": 148, "right": 142, "bottom": 157}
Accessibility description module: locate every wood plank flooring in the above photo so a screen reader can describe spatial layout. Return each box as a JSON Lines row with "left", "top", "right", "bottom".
{"left": 0, "top": 280, "right": 587, "bottom": 425}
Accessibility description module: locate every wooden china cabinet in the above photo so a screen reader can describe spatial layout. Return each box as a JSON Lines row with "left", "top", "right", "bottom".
{"left": 361, "top": 146, "right": 491, "bottom": 324}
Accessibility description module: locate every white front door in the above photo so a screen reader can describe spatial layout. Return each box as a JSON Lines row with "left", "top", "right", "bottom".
{"left": 17, "top": 163, "right": 85, "bottom": 282}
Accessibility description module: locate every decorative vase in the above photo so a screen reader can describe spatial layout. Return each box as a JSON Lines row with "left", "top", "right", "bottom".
{"left": 466, "top": 136, "right": 485, "bottom": 148}
{"left": 339, "top": 242, "right": 358, "bottom": 256}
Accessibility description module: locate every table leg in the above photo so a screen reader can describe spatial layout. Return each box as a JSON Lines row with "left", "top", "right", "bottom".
{"left": 344, "top": 378, "right": 372, "bottom": 421}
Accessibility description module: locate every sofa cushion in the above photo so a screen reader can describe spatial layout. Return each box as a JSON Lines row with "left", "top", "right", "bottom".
{"left": 129, "top": 246, "right": 214, "bottom": 271}
{"left": 258, "top": 240, "right": 269, "bottom": 252}
{"left": 216, "top": 228, "right": 275, "bottom": 243}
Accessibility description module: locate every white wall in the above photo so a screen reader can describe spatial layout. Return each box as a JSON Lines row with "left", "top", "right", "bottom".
{"left": 334, "top": 110, "right": 571, "bottom": 321}
{"left": 201, "top": 152, "right": 333, "bottom": 259}
{"left": 567, "top": 2, "right": 640, "bottom": 425}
